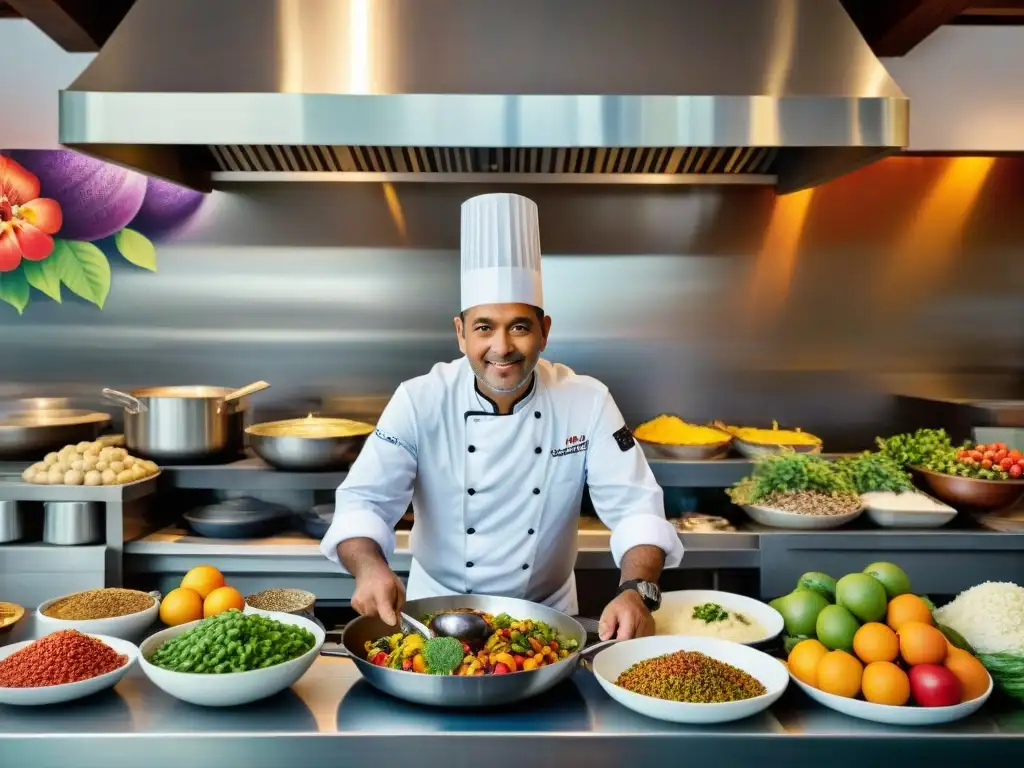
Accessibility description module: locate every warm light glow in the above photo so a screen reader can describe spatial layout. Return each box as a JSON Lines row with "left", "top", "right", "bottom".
{"left": 744, "top": 188, "right": 815, "bottom": 323}
{"left": 348, "top": 0, "right": 371, "bottom": 94}
{"left": 278, "top": 0, "right": 303, "bottom": 92}
{"left": 878, "top": 157, "right": 995, "bottom": 300}
{"left": 381, "top": 182, "right": 408, "bottom": 242}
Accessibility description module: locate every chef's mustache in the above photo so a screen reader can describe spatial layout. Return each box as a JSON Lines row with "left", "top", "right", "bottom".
{"left": 485, "top": 354, "right": 525, "bottom": 364}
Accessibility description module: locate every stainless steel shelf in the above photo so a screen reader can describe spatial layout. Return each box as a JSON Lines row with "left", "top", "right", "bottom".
{"left": 160, "top": 456, "right": 346, "bottom": 490}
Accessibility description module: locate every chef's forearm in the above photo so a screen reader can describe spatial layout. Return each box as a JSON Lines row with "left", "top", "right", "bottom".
{"left": 338, "top": 537, "right": 391, "bottom": 579}
{"left": 618, "top": 544, "right": 665, "bottom": 584}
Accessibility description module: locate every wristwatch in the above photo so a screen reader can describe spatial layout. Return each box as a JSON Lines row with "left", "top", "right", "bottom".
{"left": 618, "top": 580, "right": 661, "bottom": 611}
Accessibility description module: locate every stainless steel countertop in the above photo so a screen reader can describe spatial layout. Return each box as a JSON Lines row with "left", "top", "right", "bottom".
{"left": 2, "top": 658, "right": 1023, "bottom": 768}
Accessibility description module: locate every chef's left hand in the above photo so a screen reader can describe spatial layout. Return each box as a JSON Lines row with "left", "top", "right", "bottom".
{"left": 598, "top": 590, "right": 655, "bottom": 641}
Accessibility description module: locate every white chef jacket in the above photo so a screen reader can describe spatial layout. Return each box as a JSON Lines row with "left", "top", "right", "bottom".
{"left": 320, "top": 357, "right": 683, "bottom": 614}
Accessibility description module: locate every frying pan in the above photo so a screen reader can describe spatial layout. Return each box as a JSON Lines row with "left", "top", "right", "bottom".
{"left": 0, "top": 408, "right": 111, "bottom": 459}
{"left": 322, "top": 594, "right": 595, "bottom": 707}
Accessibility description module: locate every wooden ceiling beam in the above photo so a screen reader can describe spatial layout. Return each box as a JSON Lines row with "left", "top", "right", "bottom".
{"left": 842, "top": 0, "right": 977, "bottom": 56}
{"left": 0, "top": 3, "right": 22, "bottom": 18}
{"left": 7, "top": 0, "right": 135, "bottom": 52}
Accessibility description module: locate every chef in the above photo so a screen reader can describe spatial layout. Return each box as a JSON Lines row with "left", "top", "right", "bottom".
{"left": 321, "top": 192, "right": 683, "bottom": 640}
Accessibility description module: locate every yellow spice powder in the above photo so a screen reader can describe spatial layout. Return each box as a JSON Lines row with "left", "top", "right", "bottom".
{"left": 729, "top": 420, "right": 820, "bottom": 446}
{"left": 634, "top": 415, "right": 730, "bottom": 446}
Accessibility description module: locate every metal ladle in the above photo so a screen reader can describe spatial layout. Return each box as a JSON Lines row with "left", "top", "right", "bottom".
{"left": 429, "top": 612, "right": 492, "bottom": 651}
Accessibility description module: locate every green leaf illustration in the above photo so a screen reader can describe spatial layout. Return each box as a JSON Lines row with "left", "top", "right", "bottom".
{"left": 22, "top": 258, "right": 62, "bottom": 303}
{"left": 0, "top": 266, "right": 30, "bottom": 314}
{"left": 114, "top": 228, "right": 157, "bottom": 271}
{"left": 52, "top": 239, "right": 111, "bottom": 309}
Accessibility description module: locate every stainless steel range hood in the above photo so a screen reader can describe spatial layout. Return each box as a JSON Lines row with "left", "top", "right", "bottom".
{"left": 58, "top": 0, "right": 909, "bottom": 193}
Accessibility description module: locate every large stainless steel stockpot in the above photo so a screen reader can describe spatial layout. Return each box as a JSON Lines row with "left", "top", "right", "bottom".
{"left": 103, "top": 386, "right": 250, "bottom": 463}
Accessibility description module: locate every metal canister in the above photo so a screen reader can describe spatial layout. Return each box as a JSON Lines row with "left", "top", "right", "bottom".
{"left": 43, "top": 502, "right": 102, "bottom": 545}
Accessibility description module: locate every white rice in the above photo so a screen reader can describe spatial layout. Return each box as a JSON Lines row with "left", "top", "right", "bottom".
{"left": 934, "top": 581, "right": 1024, "bottom": 655}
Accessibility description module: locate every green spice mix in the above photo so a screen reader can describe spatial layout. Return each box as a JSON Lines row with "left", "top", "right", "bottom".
{"left": 616, "top": 650, "right": 766, "bottom": 703}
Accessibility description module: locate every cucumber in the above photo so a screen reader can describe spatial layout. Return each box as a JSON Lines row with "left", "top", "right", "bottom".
{"left": 797, "top": 572, "right": 837, "bottom": 603}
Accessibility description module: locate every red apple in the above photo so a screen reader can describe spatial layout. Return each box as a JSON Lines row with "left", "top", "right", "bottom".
{"left": 909, "top": 664, "right": 961, "bottom": 707}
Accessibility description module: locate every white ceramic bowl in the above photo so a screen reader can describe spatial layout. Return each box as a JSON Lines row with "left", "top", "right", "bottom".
{"left": 35, "top": 592, "right": 160, "bottom": 643}
{"left": 139, "top": 612, "right": 325, "bottom": 707}
{"left": 790, "top": 671, "right": 992, "bottom": 725}
{"left": 743, "top": 504, "right": 863, "bottom": 530}
{"left": 861, "top": 491, "right": 957, "bottom": 529}
{"left": 591, "top": 635, "right": 789, "bottom": 724}
{"left": 653, "top": 590, "right": 784, "bottom": 644}
{"left": 0, "top": 633, "right": 138, "bottom": 706}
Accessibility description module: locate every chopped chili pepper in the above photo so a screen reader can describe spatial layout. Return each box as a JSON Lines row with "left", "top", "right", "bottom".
{"left": 493, "top": 662, "right": 510, "bottom": 675}
{"left": 371, "top": 651, "right": 388, "bottom": 666}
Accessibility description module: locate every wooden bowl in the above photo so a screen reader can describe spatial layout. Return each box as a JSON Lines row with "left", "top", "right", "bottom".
{"left": 912, "top": 467, "right": 1024, "bottom": 510}
{"left": 0, "top": 602, "right": 25, "bottom": 636}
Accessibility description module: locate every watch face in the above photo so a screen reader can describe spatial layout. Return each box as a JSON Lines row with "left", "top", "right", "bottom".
{"left": 637, "top": 582, "right": 660, "bottom": 602}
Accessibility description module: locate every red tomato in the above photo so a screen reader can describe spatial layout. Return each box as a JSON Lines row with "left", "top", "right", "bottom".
{"left": 975, "top": 444, "right": 988, "bottom": 452}
{"left": 1000, "top": 457, "right": 1014, "bottom": 471}
{"left": 983, "top": 450, "right": 996, "bottom": 461}
{"left": 910, "top": 664, "right": 961, "bottom": 707}
{"left": 1011, "top": 464, "right": 1023, "bottom": 479}
{"left": 970, "top": 450, "right": 984, "bottom": 461}
{"left": 957, "top": 450, "right": 970, "bottom": 460}
{"left": 995, "top": 449, "right": 1008, "bottom": 462}
{"left": 493, "top": 663, "right": 510, "bottom": 675}
{"left": 982, "top": 459, "right": 993, "bottom": 469}
{"left": 1018, "top": 458, "right": 1024, "bottom": 468}
{"left": 962, "top": 457, "right": 977, "bottom": 466}
{"left": 994, "top": 442, "right": 1008, "bottom": 451}
{"left": 1009, "top": 449, "right": 1022, "bottom": 461}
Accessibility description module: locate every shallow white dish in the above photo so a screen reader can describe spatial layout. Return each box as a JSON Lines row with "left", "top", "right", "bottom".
{"left": 35, "top": 592, "right": 160, "bottom": 643}
{"left": 139, "top": 612, "right": 325, "bottom": 707}
{"left": 653, "top": 590, "right": 783, "bottom": 644}
{"left": 743, "top": 504, "right": 863, "bottom": 530}
{"left": 861, "top": 491, "right": 957, "bottom": 529}
{"left": 0, "top": 633, "right": 138, "bottom": 706}
{"left": 790, "top": 671, "right": 991, "bottom": 725}
{"left": 591, "top": 635, "right": 788, "bottom": 724}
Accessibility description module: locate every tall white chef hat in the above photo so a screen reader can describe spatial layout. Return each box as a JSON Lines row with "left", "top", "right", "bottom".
{"left": 460, "top": 193, "right": 543, "bottom": 312}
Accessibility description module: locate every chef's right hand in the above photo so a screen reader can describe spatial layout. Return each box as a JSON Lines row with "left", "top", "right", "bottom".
{"left": 351, "top": 561, "right": 406, "bottom": 627}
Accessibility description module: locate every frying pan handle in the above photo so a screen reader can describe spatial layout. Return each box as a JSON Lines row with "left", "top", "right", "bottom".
{"left": 102, "top": 388, "right": 147, "bottom": 414}
{"left": 576, "top": 639, "right": 617, "bottom": 672}
{"left": 319, "top": 646, "right": 353, "bottom": 659}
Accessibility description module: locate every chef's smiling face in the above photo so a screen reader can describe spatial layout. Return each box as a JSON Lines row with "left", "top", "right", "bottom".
{"left": 455, "top": 303, "right": 551, "bottom": 398}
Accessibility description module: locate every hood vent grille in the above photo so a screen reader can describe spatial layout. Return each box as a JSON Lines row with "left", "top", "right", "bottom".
{"left": 208, "top": 145, "right": 780, "bottom": 177}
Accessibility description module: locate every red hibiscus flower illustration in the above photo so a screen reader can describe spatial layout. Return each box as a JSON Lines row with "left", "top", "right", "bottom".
{"left": 0, "top": 155, "right": 63, "bottom": 272}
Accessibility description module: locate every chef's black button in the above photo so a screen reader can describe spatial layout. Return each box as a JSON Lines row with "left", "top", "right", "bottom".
{"left": 522, "top": 564, "right": 529, "bottom": 570}
{"left": 466, "top": 561, "right": 474, "bottom": 568}
{"left": 467, "top": 527, "right": 476, "bottom": 535}
{"left": 534, "top": 411, "right": 541, "bottom": 419}
{"left": 532, "top": 488, "right": 540, "bottom": 495}
{"left": 468, "top": 488, "right": 476, "bottom": 495}
{"left": 534, "top": 447, "right": 542, "bottom": 454}
{"left": 468, "top": 445, "right": 476, "bottom": 453}
{"left": 528, "top": 528, "right": 535, "bottom": 535}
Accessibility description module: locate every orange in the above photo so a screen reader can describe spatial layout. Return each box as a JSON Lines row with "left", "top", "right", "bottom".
{"left": 853, "top": 622, "right": 900, "bottom": 664}
{"left": 944, "top": 647, "right": 990, "bottom": 702}
{"left": 886, "top": 594, "right": 933, "bottom": 632}
{"left": 159, "top": 587, "right": 204, "bottom": 626}
{"left": 180, "top": 565, "right": 225, "bottom": 599}
{"left": 203, "top": 586, "right": 245, "bottom": 618}
{"left": 898, "top": 621, "right": 948, "bottom": 665}
{"left": 816, "top": 650, "right": 863, "bottom": 698}
{"left": 788, "top": 639, "right": 829, "bottom": 687}
{"left": 861, "top": 661, "right": 911, "bottom": 706}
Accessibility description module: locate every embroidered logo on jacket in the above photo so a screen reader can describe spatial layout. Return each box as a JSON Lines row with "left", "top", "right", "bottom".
{"left": 613, "top": 425, "right": 635, "bottom": 452}
{"left": 551, "top": 434, "right": 588, "bottom": 458}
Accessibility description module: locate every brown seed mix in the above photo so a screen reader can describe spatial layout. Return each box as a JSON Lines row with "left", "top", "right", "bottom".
{"left": 761, "top": 490, "right": 861, "bottom": 516}
{"left": 43, "top": 588, "right": 154, "bottom": 620}
{"left": 615, "top": 650, "right": 766, "bottom": 703}
{"left": 245, "top": 588, "right": 315, "bottom": 613}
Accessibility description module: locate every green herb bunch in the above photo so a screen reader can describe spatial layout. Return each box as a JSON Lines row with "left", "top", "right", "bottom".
{"left": 876, "top": 428, "right": 953, "bottom": 468}
{"left": 835, "top": 451, "right": 914, "bottom": 494}
{"left": 727, "top": 453, "right": 853, "bottom": 506}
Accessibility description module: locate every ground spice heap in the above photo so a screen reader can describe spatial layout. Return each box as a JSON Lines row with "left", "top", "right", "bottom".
{"left": 43, "top": 588, "right": 154, "bottom": 620}
{"left": 759, "top": 490, "right": 861, "bottom": 516}
{"left": 615, "top": 650, "right": 766, "bottom": 703}
{"left": 0, "top": 630, "right": 127, "bottom": 688}
{"left": 245, "top": 588, "right": 315, "bottom": 613}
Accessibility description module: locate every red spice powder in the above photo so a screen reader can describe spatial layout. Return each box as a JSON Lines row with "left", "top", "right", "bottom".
{"left": 0, "top": 629, "right": 127, "bottom": 688}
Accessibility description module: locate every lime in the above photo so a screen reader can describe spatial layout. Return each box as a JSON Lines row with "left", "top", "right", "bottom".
{"left": 816, "top": 604, "right": 861, "bottom": 652}
{"left": 769, "top": 589, "right": 830, "bottom": 637}
{"left": 797, "top": 572, "right": 837, "bottom": 603}
{"left": 862, "top": 562, "right": 911, "bottom": 599}
{"left": 836, "top": 573, "right": 888, "bottom": 622}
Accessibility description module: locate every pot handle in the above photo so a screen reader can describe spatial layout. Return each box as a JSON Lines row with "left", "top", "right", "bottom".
{"left": 320, "top": 646, "right": 353, "bottom": 659}
{"left": 576, "top": 639, "right": 617, "bottom": 672}
{"left": 102, "top": 388, "right": 148, "bottom": 414}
